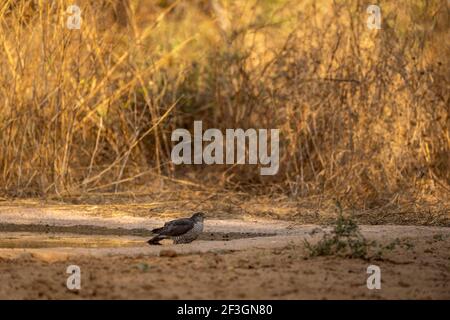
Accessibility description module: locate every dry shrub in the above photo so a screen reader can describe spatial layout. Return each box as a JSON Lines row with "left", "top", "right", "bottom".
{"left": 0, "top": 0, "right": 448, "bottom": 211}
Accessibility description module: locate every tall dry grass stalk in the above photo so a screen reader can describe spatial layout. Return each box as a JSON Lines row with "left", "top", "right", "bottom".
{"left": 0, "top": 0, "right": 448, "bottom": 210}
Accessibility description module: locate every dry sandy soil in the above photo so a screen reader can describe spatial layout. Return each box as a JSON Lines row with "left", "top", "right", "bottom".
{"left": 0, "top": 202, "right": 449, "bottom": 299}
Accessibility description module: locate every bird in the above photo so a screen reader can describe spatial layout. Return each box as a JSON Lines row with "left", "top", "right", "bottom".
{"left": 147, "top": 212, "right": 205, "bottom": 245}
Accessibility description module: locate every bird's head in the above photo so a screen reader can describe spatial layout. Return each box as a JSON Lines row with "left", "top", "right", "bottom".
{"left": 191, "top": 212, "right": 205, "bottom": 222}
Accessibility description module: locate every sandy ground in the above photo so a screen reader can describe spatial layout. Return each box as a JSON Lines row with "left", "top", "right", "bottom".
{"left": 0, "top": 205, "right": 449, "bottom": 299}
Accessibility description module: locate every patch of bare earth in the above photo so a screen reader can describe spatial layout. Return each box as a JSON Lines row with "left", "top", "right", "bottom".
{"left": 0, "top": 199, "right": 448, "bottom": 299}
{"left": 0, "top": 233, "right": 449, "bottom": 299}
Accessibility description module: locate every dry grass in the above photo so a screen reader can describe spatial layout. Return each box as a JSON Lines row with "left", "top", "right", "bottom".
{"left": 0, "top": 0, "right": 448, "bottom": 215}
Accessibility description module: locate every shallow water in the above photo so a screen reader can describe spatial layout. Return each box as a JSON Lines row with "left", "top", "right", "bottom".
{"left": 0, "top": 232, "right": 146, "bottom": 249}
{"left": 0, "top": 224, "right": 276, "bottom": 249}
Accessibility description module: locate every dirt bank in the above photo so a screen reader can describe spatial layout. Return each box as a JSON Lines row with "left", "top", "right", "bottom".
{"left": 0, "top": 204, "right": 448, "bottom": 299}
{"left": 0, "top": 231, "right": 448, "bottom": 299}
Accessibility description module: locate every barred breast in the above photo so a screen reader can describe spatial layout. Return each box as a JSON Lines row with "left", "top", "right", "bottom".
{"left": 173, "top": 221, "right": 204, "bottom": 244}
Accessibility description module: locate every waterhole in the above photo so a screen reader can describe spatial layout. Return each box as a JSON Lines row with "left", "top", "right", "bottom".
{"left": 0, "top": 223, "right": 275, "bottom": 248}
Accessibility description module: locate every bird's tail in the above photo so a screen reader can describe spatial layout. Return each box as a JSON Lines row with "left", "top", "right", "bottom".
{"left": 147, "top": 235, "right": 167, "bottom": 245}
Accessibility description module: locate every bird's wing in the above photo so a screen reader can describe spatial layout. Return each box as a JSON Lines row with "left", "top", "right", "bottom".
{"left": 159, "top": 218, "right": 194, "bottom": 236}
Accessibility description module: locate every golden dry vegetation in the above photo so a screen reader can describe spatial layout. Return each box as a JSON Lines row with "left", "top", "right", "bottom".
{"left": 0, "top": 0, "right": 448, "bottom": 220}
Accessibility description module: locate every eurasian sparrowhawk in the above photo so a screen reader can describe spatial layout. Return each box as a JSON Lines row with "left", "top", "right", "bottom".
{"left": 147, "top": 212, "right": 205, "bottom": 245}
